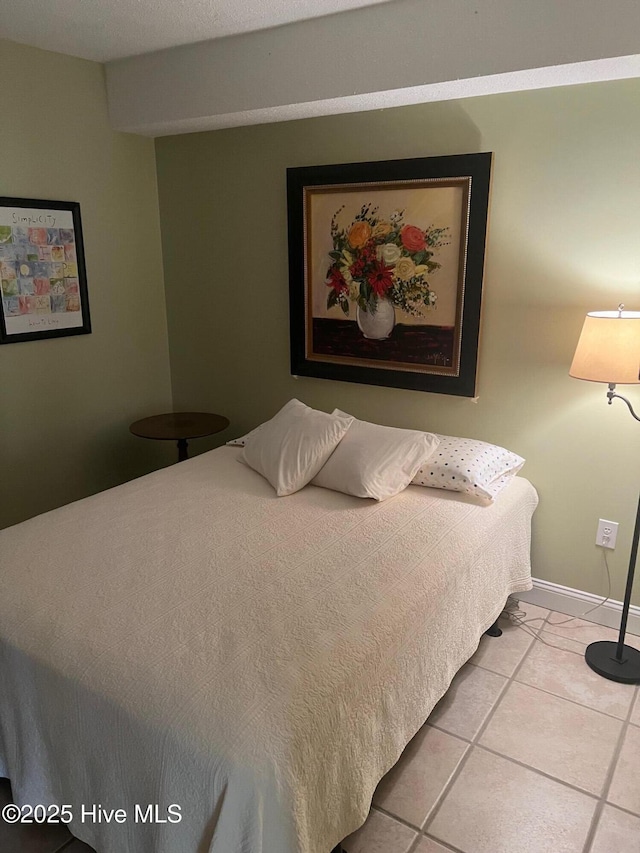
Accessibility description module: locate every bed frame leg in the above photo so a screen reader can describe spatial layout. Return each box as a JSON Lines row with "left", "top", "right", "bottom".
{"left": 485, "top": 618, "right": 502, "bottom": 637}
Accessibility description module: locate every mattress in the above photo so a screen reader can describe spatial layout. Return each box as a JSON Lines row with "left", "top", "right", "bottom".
{"left": 0, "top": 446, "right": 537, "bottom": 853}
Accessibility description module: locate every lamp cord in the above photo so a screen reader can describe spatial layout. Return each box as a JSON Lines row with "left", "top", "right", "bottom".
{"left": 503, "top": 548, "right": 614, "bottom": 650}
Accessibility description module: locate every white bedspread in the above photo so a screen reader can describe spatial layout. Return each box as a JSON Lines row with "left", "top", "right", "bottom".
{"left": 0, "top": 447, "right": 537, "bottom": 853}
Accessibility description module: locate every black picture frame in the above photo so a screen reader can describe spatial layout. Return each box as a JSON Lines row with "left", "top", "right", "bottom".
{"left": 0, "top": 196, "right": 91, "bottom": 345}
{"left": 287, "top": 153, "right": 492, "bottom": 397}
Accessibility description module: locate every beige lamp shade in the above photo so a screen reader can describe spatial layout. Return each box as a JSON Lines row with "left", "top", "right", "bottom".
{"left": 570, "top": 310, "right": 640, "bottom": 384}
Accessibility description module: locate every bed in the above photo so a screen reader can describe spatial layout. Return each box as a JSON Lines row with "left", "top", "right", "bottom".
{"left": 0, "top": 445, "right": 537, "bottom": 853}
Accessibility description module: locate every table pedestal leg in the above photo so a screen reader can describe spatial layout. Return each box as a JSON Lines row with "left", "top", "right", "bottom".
{"left": 177, "top": 438, "right": 189, "bottom": 462}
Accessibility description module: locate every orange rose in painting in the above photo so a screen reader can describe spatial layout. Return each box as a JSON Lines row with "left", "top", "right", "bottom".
{"left": 347, "top": 221, "right": 372, "bottom": 249}
{"left": 400, "top": 224, "right": 426, "bottom": 253}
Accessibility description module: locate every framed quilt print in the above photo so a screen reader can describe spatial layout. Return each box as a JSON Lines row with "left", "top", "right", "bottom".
{"left": 0, "top": 197, "right": 91, "bottom": 344}
{"left": 287, "top": 153, "right": 492, "bottom": 397}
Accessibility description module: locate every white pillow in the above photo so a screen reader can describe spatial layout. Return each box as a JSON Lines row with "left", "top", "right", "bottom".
{"left": 226, "top": 424, "right": 262, "bottom": 447}
{"left": 411, "top": 434, "right": 525, "bottom": 501}
{"left": 239, "top": 399, "right": 353, "bottom": 496}
{"left": 312, "top": 411, "right": 440, "bottom": 501}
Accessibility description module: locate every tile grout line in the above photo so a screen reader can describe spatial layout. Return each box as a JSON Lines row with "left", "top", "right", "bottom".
{"left": 419, "top": 606, "right": 552, "bottom": 843}
{"left": 372, "top": 674, "right": 512, "bottom": 834}
{"left": 481, "top": 610, "right": 639, "bottom": 721}
{"left": 460, "top": 659, "right": 633, "bottom": 723}
{"left": 580, "top": 683, "right": 639, "bottom": 853}
{"left": 409, "top": 828, "right": 468, "bottom": 853}
{"left": 358, "top": 607, "right": 640, "bottom": 853}
{"left": 372, "top": 804, "right": 427, "bottom": 834}
{"left": 597, "top": 798, "right": 640, "bottom": 821}
{"left": 472, "top": 743, "right": 601, "bottom": 801}
{"left": 366, "top": 693, "right": 621, "bottom": 853}
{"left": 347, "top": 806, "right": 438, "bottom": 853}
{"left": 371, "top": 608, "right": 546, "bottom": 837}
{"left": 404, "top": 834, "right": 423, "bottom": 853}
{"left": 508, "top": 677, "right": 634, "bottom": 722}
{"left": 424, "top": 613, "right": 640, "bottom": 853}
{"left": 425, "top": 720, "right": 474, "bottom": 744}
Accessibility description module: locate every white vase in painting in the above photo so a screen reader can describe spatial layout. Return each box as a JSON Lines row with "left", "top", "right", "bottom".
{"left": 356, "top": 297, "right": 395, "bottom": 340}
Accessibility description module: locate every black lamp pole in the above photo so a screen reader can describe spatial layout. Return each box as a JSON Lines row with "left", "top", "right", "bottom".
{"left": 584, "top": 387, "right": 640, "bottom": 684}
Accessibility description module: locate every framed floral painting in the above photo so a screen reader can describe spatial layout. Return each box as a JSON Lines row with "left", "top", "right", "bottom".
{"left": 0, "top": 197, "right": 91, "bottom": 344}
{"left": 287, "top": 153, "right": 492, "bottom": 396}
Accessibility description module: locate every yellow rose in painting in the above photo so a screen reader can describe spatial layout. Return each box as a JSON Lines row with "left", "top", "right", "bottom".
{"left": 372, "top": 221, "right": 392, "bottom": 239}
{"left": 347, "top": 221, "right": 372, "bottom": 248}
{"left": 395, "top": 257, "right": 416, "bottom": 281}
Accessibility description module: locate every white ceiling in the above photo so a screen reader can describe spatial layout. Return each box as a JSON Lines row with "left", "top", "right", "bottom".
{"left": 0, "top": 0, "right": 394, "bottom": 62}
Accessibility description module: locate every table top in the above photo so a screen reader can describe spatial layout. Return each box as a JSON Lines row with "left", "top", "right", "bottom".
{"left": 130, "top": 412, "right": 230, "bottom": 441}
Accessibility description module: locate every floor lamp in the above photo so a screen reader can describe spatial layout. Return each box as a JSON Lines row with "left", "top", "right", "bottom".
{"left": 569, "top": 304, "right": 640, "bottom": 683}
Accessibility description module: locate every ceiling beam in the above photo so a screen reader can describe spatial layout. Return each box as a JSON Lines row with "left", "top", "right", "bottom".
{"left": 106, "top": 0, "right": 640, "bottom": 137}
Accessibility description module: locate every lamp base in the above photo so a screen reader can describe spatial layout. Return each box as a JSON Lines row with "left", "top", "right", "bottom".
{"left": 585, "top": 641, "right": 640, "bottom": 684}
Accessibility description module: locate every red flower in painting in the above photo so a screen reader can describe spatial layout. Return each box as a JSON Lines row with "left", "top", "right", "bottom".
{"left": 326, "top": 265, "right": 348, "bottom": 294}
{"left": 361, "top": 241, "right": 377, "bottom": 263}
{"left": 350, "top": 257, "right": 365, "bottom": 278}
{"left": 367, "top": 261, "right": 394, "bottom": 297}
{"left": 400, "top": 224, "right": 426, "bottom": 253}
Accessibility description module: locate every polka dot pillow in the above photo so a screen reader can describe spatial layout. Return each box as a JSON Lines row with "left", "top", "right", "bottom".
{"left": 411, "top": 434, "right": 525, "bottom": 501}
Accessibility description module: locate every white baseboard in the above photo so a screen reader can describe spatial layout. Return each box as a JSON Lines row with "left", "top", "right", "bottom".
{"left": 517, "top": 578, "right": 640, "bottom": 637}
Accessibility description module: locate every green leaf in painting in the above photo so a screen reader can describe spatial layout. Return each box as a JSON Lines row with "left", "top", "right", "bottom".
{"left": 359, "top": 280, "right": 372, "bottom": 303}
{"left": 327, "top": 289, "right": 338, "bottom": 309}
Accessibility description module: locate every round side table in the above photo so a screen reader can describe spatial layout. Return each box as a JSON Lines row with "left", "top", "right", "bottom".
{"left": 130, "top": 412, "right": 230, "bottom": 462}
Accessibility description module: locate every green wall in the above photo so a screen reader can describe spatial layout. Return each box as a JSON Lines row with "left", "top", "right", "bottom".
{"left": 156, "top": 79, "right": 640, "bottom": 603}
{"left": 0, "top": 41, "right": 174, "bottom": 528}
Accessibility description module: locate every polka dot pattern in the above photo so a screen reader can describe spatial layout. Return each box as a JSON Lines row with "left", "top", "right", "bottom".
{"left": 226, "top": 424, "right": 263, "bottom": 447}
{"left": 411, "top": 434, "right": 525, "bottom": 501}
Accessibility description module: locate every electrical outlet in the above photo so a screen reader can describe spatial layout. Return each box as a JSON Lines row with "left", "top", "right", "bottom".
{"left": 596, "top": 519, "right": 619, "bottom": 549}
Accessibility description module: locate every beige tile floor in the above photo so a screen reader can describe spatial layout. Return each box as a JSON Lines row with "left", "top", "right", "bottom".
{"left": 344, "top": 602, "right": 640, "bottom": 853}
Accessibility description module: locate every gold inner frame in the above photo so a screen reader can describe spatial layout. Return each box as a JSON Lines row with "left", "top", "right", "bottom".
{"left": 302, "top": 177, "right": 471, "bottom": 376}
